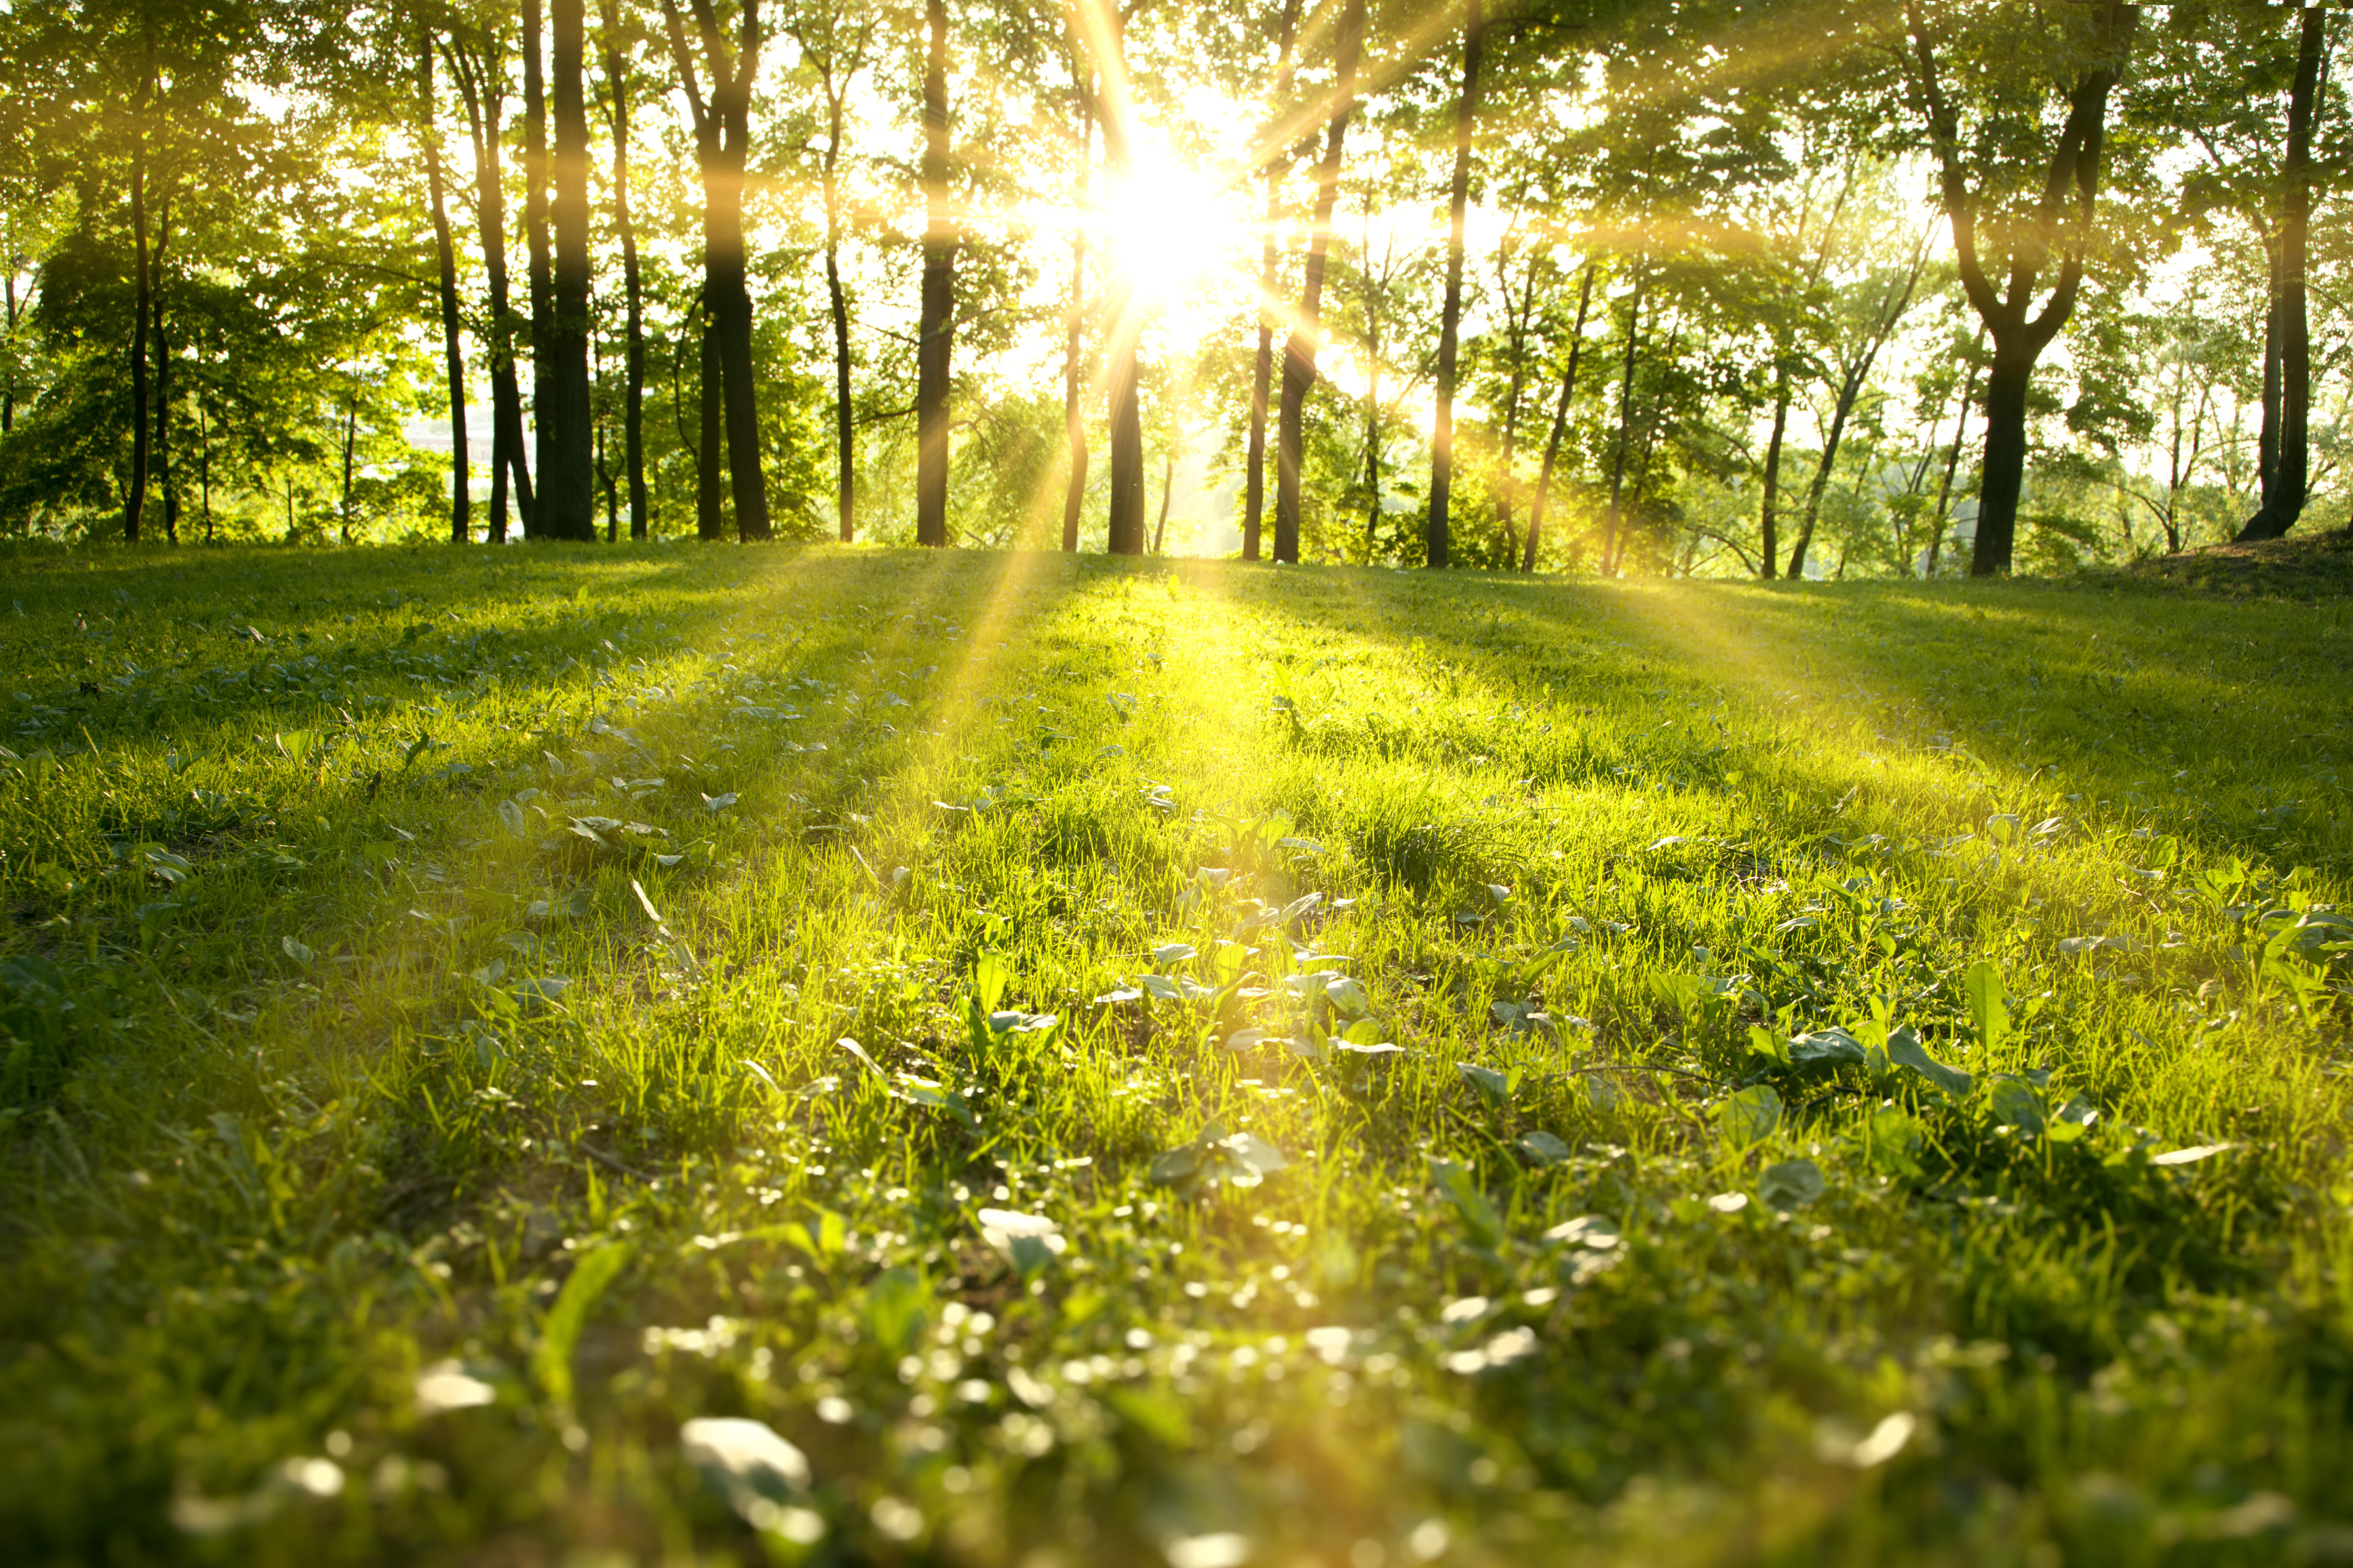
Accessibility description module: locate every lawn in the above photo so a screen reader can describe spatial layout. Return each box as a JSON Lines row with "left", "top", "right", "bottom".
{"left": 2, "top": 541, "right": 2349, "bottom": 1567}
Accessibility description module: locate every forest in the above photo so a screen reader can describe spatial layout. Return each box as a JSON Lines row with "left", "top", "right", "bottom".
{"left": 6, "top": 4, "right": 2353, "bottom": 1567}
{"left": 0, "top": 0, "right": 2341, "bottom": 575}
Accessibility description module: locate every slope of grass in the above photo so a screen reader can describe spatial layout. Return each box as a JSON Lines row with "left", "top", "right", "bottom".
{"left": 1, "top": 541, "right": 2349, "bottom": 1567}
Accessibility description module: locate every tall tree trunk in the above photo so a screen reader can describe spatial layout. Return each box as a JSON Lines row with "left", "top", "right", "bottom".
{"left": 1274, "top": 0, "right": 1366, "bottom": 564}
{"left": 1602, "top": 273, "right": 1644, "bottom": 576}
{"left": 659, "top": 0, "right": 774, "bottom": 542}
{"left": 599, "top": 10, "right": 646, "bottom": 539}
{"left": 712, "top": 87, "right": 769, "bottom": 541}
{"left": 1098, "top": 6, "right": 1146, "bottom": 556}
{"left": 1924, "top": 345, "right": 1979, "bottom": 575}
{"left": 449, "top": 39, "right": 531, "bottom": 542}
{"left": 1909, "top": 0, "right": 2134, "bottom": 575}
{"left": 151, "top": 207, "right": 175, "bottom": 543}
{"left": 1493, "top": 250, "right": 1537, "bottom": 558}
{"left": 820, "top": 67, "right": 854, "bottom": 542}
{"left": 2236, "top": 3, "right": 2327, "bottom": 541}
{"left": 914, "top": 0, "right": 954, "bottom": 547}
{"left": 1061, "top": 51, "right": 1092, "bottom": 554}
{"left": 524, "top": 0, "right": 552, "bottom": 534}
{"left": 1524, "top": 263, "right": 1592, "bottom": 572}
{"left": 1362, "top": 232, "right": 1384, "bottom": 559}
{"left": 1243, "top": 0, "right": 1301, "bottom": 562}
{"left": 1151, "top": 446, "right": 1174, "bottom": 553}
{"left": 423, "top": 31, "right": 471, "bottom": 545}
{"left": 1972, "top": 349, "right": 2032, "bottom": 570}
{"left": 3, "top": 268, "right": 17, "bottom": 433}
{"left": 340, "top": 393, "right": 357, "bottom": 544}
{"left": 698, "top": 308, "right": 724, "bottom": 538}
{"left": 539, "top": 0, "right": 595, "bottom": 539}
{"left": 124, "top": 68, "right": 151, "bottom": 544}
{"left": 1787, "top": 229, "right": 1928, "bottom": 577}
{"left": 1425, "top": 0, "right": 1482, "bottom": 571}
{"left": 1758, "top": 359, "right": 1789, "bottom": 578}
{"left": 196, "top": 396, "right": 211, "bottom": 539}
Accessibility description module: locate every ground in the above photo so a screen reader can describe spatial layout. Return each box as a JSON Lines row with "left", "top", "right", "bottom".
{"left": 1, "top": 542, "right": 2349, "bottom": 1567}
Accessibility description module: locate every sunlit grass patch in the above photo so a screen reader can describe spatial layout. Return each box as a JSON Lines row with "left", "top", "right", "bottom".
{"left": 1, "top": 545, "right": 2348, "bottom": 1565}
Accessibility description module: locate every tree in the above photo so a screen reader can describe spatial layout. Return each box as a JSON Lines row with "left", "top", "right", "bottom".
{"left": 447, "top": 24, "right": 535, "bottom": 541}
{"left": 784, "top": 0, "right": 876, "bottom": 543}
{"left": 1242, "top": 0, "right": 1301, "bottom": 562}
{"left": 659, "top": 0, "right": 774, "bottom": 542}
{"left": 1903, "top": 0, "right": 2139, "bottom": 575}
{"left": 598, "top": 0, "right": 649, "bottom": 540}
{"left": 421, "top": 25, "right": 470, "bottom": 545}
{"left": 1274, "top": 0, "right": 1365, "bottom": 565}
{"left": 1424, "top": 0, "right": 1484, "bottom": 570}
{"left": 911, "top": 0, "right": 954, "bottom": 547}
{"left": 1078, "top": 0, "right": 1147, "bottom": 555}
{"left": 543, "top": 0, "right": 597, "bottom": 539}
{"left": 2235, "top": 4, "right": 2331, "bottom": 541}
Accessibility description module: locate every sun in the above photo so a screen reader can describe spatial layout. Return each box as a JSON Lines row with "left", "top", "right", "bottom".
{"left": 1098, "top": 146, "right": 1238, "bottom": 309}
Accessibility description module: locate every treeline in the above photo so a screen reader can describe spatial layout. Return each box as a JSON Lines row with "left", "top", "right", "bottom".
{"left": 0, "top": 0, "right": 2340, "bottom": 575}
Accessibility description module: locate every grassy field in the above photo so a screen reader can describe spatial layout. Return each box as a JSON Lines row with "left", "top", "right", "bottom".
{"left": 2, "top": 541, "right": 2349, "bottom": 1567}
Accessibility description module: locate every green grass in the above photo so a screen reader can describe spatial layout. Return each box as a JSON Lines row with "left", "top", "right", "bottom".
{"left": 2, "top": 541, "right": 2349, "bottom": 1567}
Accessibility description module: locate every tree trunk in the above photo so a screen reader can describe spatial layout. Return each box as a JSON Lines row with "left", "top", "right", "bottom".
{"left": 698, "top": 309, "right": 725, "bottom": 538}
{"left": 915, "top": 0, "right": 954, "bottom": 547}
{"left": 1243, "top": 0, "right": 1302, "bottom": 562}
{"left": 1061, "top": 78, "right": 1092, "bottom": 553}
{"left": 1924, "top": 345, "right": 1979, "bottom": 575}
{"left": 1494, "top": 252, "right": 1536, "bottom": 557}
{"left": 1524, "top": 262, "right": 1592, "bottom": 572}
{"left": 151, "top": 210, "right": 176, "bottom": 543}
{"left": 2236, "top": 3, "right": 2327, "bottom": 542}
{"left": 1424, "top": 0, "right": 1482, "bottom": 571}
{"left": 599, "top": 13, "right": 646, "bottom": 539}
{"left": 1363, "top": 245, "right": 1384, "bottom": 558}
{"left": 1274, "top": 0, "right": 1366, "bottom": 564}
{"left": 1094, "top": 5, "right": 1148, "bottom": 555}
{"left": 340, "top": 394, "right": 357, "bottom": 544}
{"left": 423, "top": 31, "right": 471, "bottom": 545}
{"left": 449, "top": 39, "right": 530, "bottom": 542}
{"left": 1972, "top": 351, "right": 2032, "bottom": 575}
{"left": 524, "top": 0, "right": 552, "bottom": 534}
{"left": 3, "top": 268, "right": 17, "bottom": 433}
{"left": 196, "top": 396, "right": 211, "bottom": 540}
{"left": 124, "top": 81, "right": 151, "bottom": 544}
{"left": 1151, "top": 446, "right": 1174, "bottom": 553}
{"left": 821, "top": 69, "right": 854, "bottom": 542}
{"left": 542, "top": 0, "right": 595, "bottom": 539}
{"left": 1911, "top": 1, "right": 2133, "bottom": 575}
{"left": 1758, "top": 359, "right": 1789, "bottom": 578}
{"left": 1602, "top": 273, "right": 1644, "bottom": 576}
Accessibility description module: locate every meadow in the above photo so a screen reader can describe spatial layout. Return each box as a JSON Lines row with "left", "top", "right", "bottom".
{"left": 2, "top": 541, "right": 2349, "bottom": 1567}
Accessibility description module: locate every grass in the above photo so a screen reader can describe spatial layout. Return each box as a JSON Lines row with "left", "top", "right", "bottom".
{"left": 1, "top": 540, "right": 2349, "bottom": 1567}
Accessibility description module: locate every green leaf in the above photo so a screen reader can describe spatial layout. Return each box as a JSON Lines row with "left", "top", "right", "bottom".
{"left": 1885, "top": 1026, "right": 1972, "bottom": 1097}
{"left": 1458, "top": 1061, "right": 1511, "bottom": 1106}
{"left": 1964, "top": 960, "right": 2008, "bottom": 1056}
{"left": 533, "top": 1240, "right": 631, "bottom": 1407}
{"left": 1716, "top": 1084, "right": 1782, "bottom": 1148}
{"left": 2048, "top": 1095, "right": 2099, "bottom": 1143}
{"left": 281, "top": 935, "right": 315, "bottom": 966}
{"left": 1517, "top": 1130, "right": 1573, "bottom": 1165}
{"left": 972, "top": 951, "right": 1011, "bottom": 1015}
{"left": 1759, "top": 1158, "right": 1825, "bottom": 1209}
{"left": 1988, "top": 1077, "right": 2046, "bottom": 1134}
{"left": 1862, "top": 1106, "right": 1923, "bottom": 1176}
{"left": 1428, "top": 1157, "right": 1504, "bottom": 1249}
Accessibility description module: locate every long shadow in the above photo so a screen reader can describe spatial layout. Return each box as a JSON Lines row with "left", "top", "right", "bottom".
{"left": 1204, "top": 563, "right": 2351, "bottom": 879}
